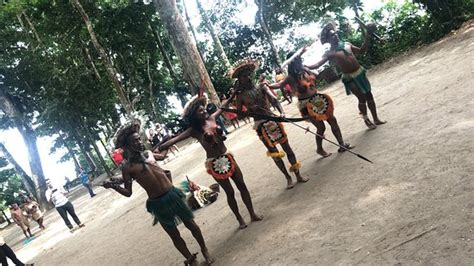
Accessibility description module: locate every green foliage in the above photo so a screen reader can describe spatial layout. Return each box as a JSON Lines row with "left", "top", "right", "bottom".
{"left": 340, "top": 0, "right": 472, "bottom": 69}
{"left": 0, "top": 157, "right": 27, "bottom": 207}
{"left": 413, "top": 0, "right": 474, "bottom": 31}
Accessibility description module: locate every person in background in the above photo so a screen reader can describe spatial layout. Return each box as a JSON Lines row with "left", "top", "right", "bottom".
{"left": 207, "top": 101, "right": 230, "bottom": 135}
{"left": 45, "top": 180, "right": 85, "bottom": 232}
{"left": 9, "top": 204, "right": 33, "bottom": 240}
{"left": 112, "top": 148, "right": 124, "bottom": 166}
{"left": 154, "top": 123, "right": 180, "bottom": 155}
{"left": 274, "top": 68, "right": 293, "bottom": 104}
{"left": 64, "top": 176, "right": 72, "bottom": 193}
{"left": 79, "top": 168, "right": 96, "bottom": 198}
{"left": 24, "top": 198, "right": 45, "bottom": 230}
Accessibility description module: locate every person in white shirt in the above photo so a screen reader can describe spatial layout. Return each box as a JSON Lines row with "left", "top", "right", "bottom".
{"left": 45, "top": 180, "right": 84, "bottom": 232}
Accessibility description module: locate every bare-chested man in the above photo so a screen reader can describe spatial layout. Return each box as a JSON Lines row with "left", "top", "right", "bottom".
{"left": 306, "top": 23, "right": 386, "bottom": 129}
{"left": 103, "top": 121, "right": 213, "bottom": 265}
{"left": 231, "top": 59, "right": 309, "bottom": 189}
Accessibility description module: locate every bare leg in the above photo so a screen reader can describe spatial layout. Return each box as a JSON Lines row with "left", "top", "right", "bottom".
{"left": 235, "top": 119, "right": 240, "bottom": 128}
{"left": 280, "top": 141, "right": 309, "bottom": 183}
{"left": 366, "top": 92, "right": 386, "bottom": 125}
{"left": 231, "top": 120, "right": 238, "bottom": 130}
{"left": 22, "top": 230, "right": 29, "bottom": 239}
{"left": 351, "top": 85, "right": 376, "bottom": 129}
{"left": 216, "top": 179, "right": 246, "bottom": 229}
{"left": 326, "top": 116, "right": 344, "bottom": 145}
{"left": 310, "top": 119, "right": 331, "bottom": 157}
{"left": 37, "top": 218, "right": 45, "bottom": 229}
{"left": 231, "top": 164, "right": 263, "bottom": 221}
{"left": 161, "top": 224, "right": 195, "bottom": 264}
{"left": 262, "top": 142, "right": 294, "bottom": 189}
{"left": 281, "top": 90, "right": 291, "bottom": 104}
{"left": 182, "top": 219, "right": 215, "bottom": 264}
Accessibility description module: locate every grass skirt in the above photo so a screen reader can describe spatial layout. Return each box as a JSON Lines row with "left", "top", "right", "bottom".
{"left": 146, "top": 187, "right": 194, "bottom": 227}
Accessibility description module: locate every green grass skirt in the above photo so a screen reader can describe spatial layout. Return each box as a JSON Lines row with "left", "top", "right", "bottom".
{"left": 146, "top": 187, "right": 193, "bottom": 228}
{"left": 342, "top": 67, "right": 372, "bottom": 95}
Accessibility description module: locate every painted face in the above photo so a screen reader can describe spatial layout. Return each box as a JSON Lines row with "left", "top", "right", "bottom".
{"left": 127, "top": 133, "right": 145, "bottom": 152}
{"left": 195, "top": 105, "right": 207, "bottom": 121}
{"left": 328, "top": 29, "right": 339, "bottom": 44}
{"left": 238, "top": 69, "right": 252, "bottom": 84}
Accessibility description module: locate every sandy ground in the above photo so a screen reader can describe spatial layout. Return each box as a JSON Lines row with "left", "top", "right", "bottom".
{"left": 3, "top": 22, "right": 473, "bottom": 265}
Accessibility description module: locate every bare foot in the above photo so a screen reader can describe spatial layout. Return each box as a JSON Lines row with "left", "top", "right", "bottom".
{"left": 364, "top": 118, "right": 377, "bottom": 129}
{"left": 238, "top": 223, "right": 248, "bottom": 230}
{"left": 251, "top": 214, "right": 263, "bottom": 222}
{"left": 317, "top": 150, "right": 332, "bottom": 158}
{"left": 374, "top": 119, "right": 387, "bottom": 125}
{"left": 286, "top": 179, "right": 295, "bottom": 189}
{"left": 296, "top": 175, "right": 310, "bottom": 183}
{"left": 338, "top": 143, "right": 354, "bottom": 153}
{"left": 184, "top": 253, "right": 198, "bottom": 266}
{"left": 202, "top": 249, "right": 215, "bottom": 265}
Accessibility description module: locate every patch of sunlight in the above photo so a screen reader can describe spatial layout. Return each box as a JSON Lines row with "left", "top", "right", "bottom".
{"left": 409, "top": 58, "right": 424, "bottom": 67}
{"left": 463, "top": 27, "right": 473, "bottom": 34}
{"left": 438, "top": 120, "right": 474, "bottom": 135}
{"left": 450, "top": 47, "right": 461, "bottom": 54}
{"left": 16, "top": 220, "right": 82, "bottom": 263}
{"left": 355, "top": 182, "right": 412, "bottom": 209}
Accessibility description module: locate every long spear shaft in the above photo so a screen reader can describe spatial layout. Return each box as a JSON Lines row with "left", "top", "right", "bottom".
{"left": 281, "top": 117, "right": 374, "bottom": 164}
{"left": 249, "top": 105, "right": 374, "bottom": 164}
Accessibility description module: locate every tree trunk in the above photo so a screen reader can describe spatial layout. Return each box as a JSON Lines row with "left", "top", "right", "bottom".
{"left": 83, "top": 46, "right": 101, "bottom": 80}
{"left": 148, "top": 19, "right": 179, "bottom": 83}
{"left": 22, "top": 11, "right": 43, "bottom": 45}
{"left": 195, "top": 0, "right": 232, "bottom": 71}
{"left": 255, "top": 0, "right": 281, "bottom": 68}
{"left": 71, "top": 127, "right": 97, "bottom": 174}
{"left": 1, "top": 210, "right": 11, "bottom": 225}
{"left": 182, "top": 0, "right": 206, "bottom": 62}
{"left": 71, "top": 0, "right": 134, "bottom": 116}
{"left": 148, "top": 20, "right": 187, "bottom": 108}
{"left": 0, "top": 91, "right": 51, "bottom": 210}
{"left": 0, "top": 143, "right": 36, "bottom": 197}
{"left": 146, "top": 56, "right": 158, "bottom": 121}
{"left": 153, "top": 0, "right": 219, "bottom": 104}
{"left": 79, "top": 119, "right": 112, "bottom": 177}
{"left": 97, "top": 131, "right": 115, "bottom": 163}
{"left": 59, "top": 133, "right": 81, "bottom": 173}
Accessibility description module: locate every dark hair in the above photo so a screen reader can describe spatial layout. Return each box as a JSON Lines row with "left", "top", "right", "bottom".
{"left": 185, "top": 104, "right": 205, "bottom": 133}
{"left": 206, "top": 103, "right": 217, "bottom": 114}
{"left": 287, "top": 52, "right": 303, "bottom": 79}
{"left": 114, "top": 120, "right": 140, "bottom": 149}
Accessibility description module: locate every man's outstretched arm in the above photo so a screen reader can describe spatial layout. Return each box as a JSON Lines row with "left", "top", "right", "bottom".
{"left": 104, "top": 168, "right": 133, "bottom": 197}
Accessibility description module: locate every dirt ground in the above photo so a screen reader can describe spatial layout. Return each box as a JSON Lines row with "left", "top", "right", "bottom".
{"left": 5, "top": 22, "right": 473, "bottom": 265}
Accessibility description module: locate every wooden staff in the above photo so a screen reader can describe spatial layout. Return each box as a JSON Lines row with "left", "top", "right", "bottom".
{"left": 354, "top": 16, "right": 383, "bottom": 41}
{"left": 280, "top": 39, "right": 318, "bottom": 68}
